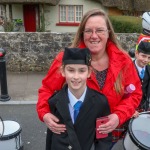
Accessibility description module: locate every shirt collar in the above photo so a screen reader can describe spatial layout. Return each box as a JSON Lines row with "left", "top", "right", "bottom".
{"left": 135, "top": 59, "right": 145, "bottom": 74}
{"left": 68, "top": 87, "right": 87, "bottom": 108}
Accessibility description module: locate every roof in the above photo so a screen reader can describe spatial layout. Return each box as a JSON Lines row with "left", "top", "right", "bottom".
{"left": 0, "top": 0, "right": 60, "bottom": 5}
{"left": 96, "top": 0, "right": 150, "bottom": 11}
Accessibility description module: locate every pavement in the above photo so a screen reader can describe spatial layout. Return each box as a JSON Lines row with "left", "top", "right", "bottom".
{"left": 0, "top": 104, "right": 47, "bottom": 150}
{"left": 0, "top": 71, "right": 46, "bottom": 104}
{"left": 0, "top": 71, "right": 47, "bottom": 150}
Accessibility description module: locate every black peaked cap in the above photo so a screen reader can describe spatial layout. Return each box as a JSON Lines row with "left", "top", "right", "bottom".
{"left": 138, "top": 41, "right": 150, "bottom": 54}
{"left": 63, "top": 47, "right": 91, "bottom": 66}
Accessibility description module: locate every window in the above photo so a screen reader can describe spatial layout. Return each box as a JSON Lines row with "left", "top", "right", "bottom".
{"left": 75, "top": 6, "right": 82, "bottom": 22}
{"left": 57, "top": 5, "right": 83, "bottom": 26}
{"left": 0, "top": 5, "right": 5, "bottom": 18}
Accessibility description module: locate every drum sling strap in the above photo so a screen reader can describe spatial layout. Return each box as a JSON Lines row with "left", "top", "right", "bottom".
{"left": 113, "top": 120, "right": 130, "bottom": 142}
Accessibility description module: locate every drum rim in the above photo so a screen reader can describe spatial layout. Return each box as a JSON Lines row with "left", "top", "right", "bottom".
{"left": 0, "top": 128, "right": 22, "bottom": 141}
{"left": 0, "top": 116, "right": 4, "bottom": 138}
{"left": 0, "top": 120, "right": 22, "bottom": 141}
{"left": 128, "top": 112, "right": 150, "bottom": 150}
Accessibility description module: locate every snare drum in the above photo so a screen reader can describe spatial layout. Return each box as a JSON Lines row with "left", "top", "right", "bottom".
{"left": 124, "top": 112, "right": 150, "bottom": 150}
{"left": 0, "top": 120, "right": 23, "bottom": 150}
{"left": 0, "top": 116, "right": 4, "bottom": 138}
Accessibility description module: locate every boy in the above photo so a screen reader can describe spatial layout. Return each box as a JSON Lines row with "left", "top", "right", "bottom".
{"left": 47, "top": 47, "right": 112, "bottom": 150}
{"left": 129, "top": 12, "right": 150, "bottom": 59}
{"left": 134, "top": 41, "right": 150, "bottom": 112}
{"left": 136, "top": 12, "right": 150, "bottom": 50}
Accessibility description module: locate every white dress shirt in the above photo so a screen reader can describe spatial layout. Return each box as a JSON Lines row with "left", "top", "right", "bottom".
{"left": 67, "top": 87, "right": 87, "bottom": 124}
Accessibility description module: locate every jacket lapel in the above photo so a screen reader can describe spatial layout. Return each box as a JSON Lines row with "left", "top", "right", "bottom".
{"left": 145, "top": 65, "right": 150, "bottom": 96}
{"left": 146, "top": 65, "right": 150, "bottom": 77}
{"left": 133, "top": 60, "right": 140, "bottom": 79}
{"left": 55, "top": 87, "right": 73, "bottom": 125}
{"left": 103, "top": 41, "right": 127, "bottom": 93}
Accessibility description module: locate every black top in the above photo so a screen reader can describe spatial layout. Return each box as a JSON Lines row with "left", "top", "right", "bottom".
{"left": 94, "top": 68, "right": 108, "bottom": 89}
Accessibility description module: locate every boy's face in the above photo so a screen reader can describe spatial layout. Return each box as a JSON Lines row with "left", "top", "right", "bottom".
{"left": 135, "top": 51, "right": 150, "bottom": 68}
{"left": 61, "top": 64, "right": 91, "bottom": 94}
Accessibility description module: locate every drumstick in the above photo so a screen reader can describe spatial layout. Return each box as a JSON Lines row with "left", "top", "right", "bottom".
{"left": 0, "top": 116, "right": 4, "bottom": 139}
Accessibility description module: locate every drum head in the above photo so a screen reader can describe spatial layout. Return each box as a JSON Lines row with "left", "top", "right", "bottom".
{"left": 0, "top": 117, "right": 4, "bottom": 138}
{"left": 0, "top": 120, "right": 21, "bottom": 140}
{"left": 128, "top": 112, "right": 150, "bottom": 150}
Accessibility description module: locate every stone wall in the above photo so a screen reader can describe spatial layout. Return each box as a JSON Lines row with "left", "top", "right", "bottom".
{"left": 0, "top": 32, "right": 139, "bottom": 72}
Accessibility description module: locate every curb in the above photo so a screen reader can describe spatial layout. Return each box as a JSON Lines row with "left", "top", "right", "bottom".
{"left": 0, "top": 101, "right": 37, "bottom": 105}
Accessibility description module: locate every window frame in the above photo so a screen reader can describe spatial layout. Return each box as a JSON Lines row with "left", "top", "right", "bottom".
{"left": 56, "top": 5, "right": 83, "bottom": 26}
{"left": 0, "top": 5, "right": 5, "bottom": 18}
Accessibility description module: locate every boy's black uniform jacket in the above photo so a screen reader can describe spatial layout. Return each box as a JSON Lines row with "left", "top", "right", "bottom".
{"left": 134, "top": 61, "right": 150, "bottom": 110}
{"left": 47, "top": 85, "right": 112, "bottom": 150}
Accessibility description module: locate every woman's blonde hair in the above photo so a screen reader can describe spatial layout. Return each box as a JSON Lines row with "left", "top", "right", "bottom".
{"left": 71, "top": 8, "right": 121, "bottom": 49}
{"left": 71, "top": 8, "right": 124, "bottom": 94}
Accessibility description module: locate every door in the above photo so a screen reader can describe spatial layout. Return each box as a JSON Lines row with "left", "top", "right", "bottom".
{"left": 23, "top": 5, "right": 36, "bottom": 32}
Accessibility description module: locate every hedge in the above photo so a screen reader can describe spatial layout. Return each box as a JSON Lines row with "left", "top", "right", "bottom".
{"left": 109, "top": 15, "right": 142, "bottom": 33}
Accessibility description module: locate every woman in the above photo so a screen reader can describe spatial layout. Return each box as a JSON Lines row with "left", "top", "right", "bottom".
{"left": 37, "top": 8, "right": 142, "bottom": 147}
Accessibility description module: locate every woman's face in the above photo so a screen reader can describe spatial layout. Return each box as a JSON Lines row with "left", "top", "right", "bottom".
{"left": 83, "top": 15, "right": 109, "bottom": 54}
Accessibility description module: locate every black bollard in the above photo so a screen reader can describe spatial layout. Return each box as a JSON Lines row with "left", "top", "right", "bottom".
{"left": 0, "top": 48, "right": 11, "bottom": 101}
